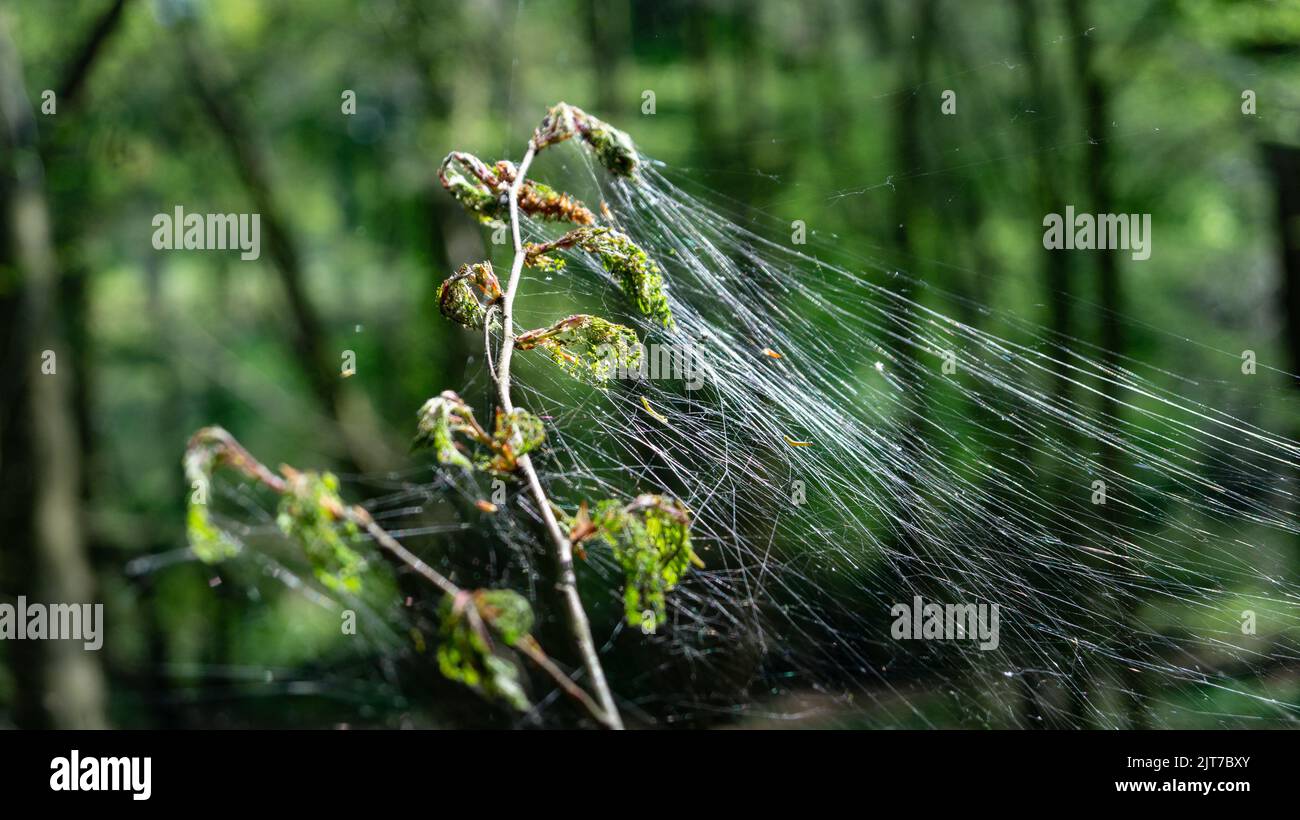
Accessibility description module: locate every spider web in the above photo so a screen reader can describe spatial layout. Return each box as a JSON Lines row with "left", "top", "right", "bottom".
{"left": 167, "top": 124, "right": 1300, "bottom": 729}
{"left": 173, "top": 121, "right": 1283, "bottom": 729}
{"left": 431, "top": 142, "right": 1300, "bottom": 728}
{"left": 158, "top": 24, "right": 1300, "bottom": 728}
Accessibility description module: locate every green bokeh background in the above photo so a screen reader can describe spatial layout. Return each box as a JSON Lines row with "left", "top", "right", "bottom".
{"left": 2, "top": 0, "right": 1299, "bottom": 728}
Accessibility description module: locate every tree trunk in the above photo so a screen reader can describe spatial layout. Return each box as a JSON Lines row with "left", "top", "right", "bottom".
{"left": 0, "top": 18, "right": 108, "bottom": 729}
{"left": 1066, "top": 0, "right": 1145, "bottom": 729}
{"left": 1262, "top": 142, "right": 1300, "bottom": 578}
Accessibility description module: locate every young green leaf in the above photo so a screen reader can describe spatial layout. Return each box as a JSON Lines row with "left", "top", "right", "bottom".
{"left": 515, "top": 314, "right": 642, "bottom": 387}
{"left": 472, "top": 588, "right": 535, "bottom": 646}
{"left": 534, "top": 102, "right": 639, "bottom": 178}
{"left": 277, "top": 469, "right": 369, "bottom": 594}
{"left": 415, "top": 392, "right": 546, "bottom": 476}
{"left": 185, "top": 496, "right": 242, "bottom": 563}
{"left": 581, "top": 495, "right": 700, "bottom": 628}
{"left": 525, "top": 227, "right": 674, "bottom": 328}
{"left": 436, "top": 589, "right": 535, "bottom": 711}
{"left": 438, "top": 261, "right": 502, "bottom": 330}
{"left": 438, "top": 151, "right": 595, "bottom": 225}
{"left": 413, "top": 390, "right": 486, "bottom": 470}
{"left": 183, "top": 431, "right": 242, "bottom": 563}
{"left": 485, "top": 407, "right": 546, "bottom": 474}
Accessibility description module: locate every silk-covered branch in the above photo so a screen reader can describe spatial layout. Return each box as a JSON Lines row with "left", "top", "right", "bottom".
{"left": 429, "top": 103, "right": 703, "bottom": 729}
{"left": 182, "top": 426, "right": 606, "bottom": 721}
{"left": 438, "top": 151, "right": 595, "bottom": 226}
{"left": 525, "top": 226, "right": 674, "bottom": 328}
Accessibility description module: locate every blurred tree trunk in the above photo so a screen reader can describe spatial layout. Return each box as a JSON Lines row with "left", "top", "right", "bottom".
{"left": 1017, "top": 0, "right": 1074, "bottom": 417}
{"left": 887, "top": 5, "right": 932, "bottom": 452}
{"left": 1262, "top": 143, "right": 1300, "bottom": 389}
{"left": 40, "top": 0, "right": 131, "bottom": 474}
{"left": 890, "top": 0, "right": 932, "bottom": 281}
{"left": 181, "top": 29, "right": 393, "bottom": 473}
{"left": 0, "top": 18, "right": 108, "bottom": 728}
{"left": 686, "top": 5, "right": 722, "bottom": 171}
{"left": 877, "top": 0, "right": 956, "bottom": 702}
{"left": 1015, "top": 0, "right": 1092, "bottom": 729}
{"left": 584, "top": 0, "right": 629, "bottom": 116}
{"left": 45, "top": 0, "right": 134, "bottom": 591}
{"left": 1066, "top": 0, "right": 1146, "bottom": 729}
{"left": 1262, "top": 143, "right": 1300, "bottom": 576}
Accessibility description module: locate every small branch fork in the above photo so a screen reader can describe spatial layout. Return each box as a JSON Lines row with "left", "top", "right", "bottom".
{"left": 193, "top": 428, "right": 606, "bottom": 725}
{"left": 204, "top": 123, "right": 624, "bottom": 728}
{"left": 495, "top": 139, "right": 624, "bottom": 730}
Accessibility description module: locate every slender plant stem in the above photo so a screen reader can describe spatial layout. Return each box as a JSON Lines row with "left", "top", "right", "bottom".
{"left": 355, "top": 506, "right": 610, "bottom": 723}
{"left": 496, "top": 140, "right": 624, "bottom": 730}
{"left": 347, "top": 508, "right": 459, "bottom": 597}
{"left": 200, "top": 433, "right": 611, "bottom": 725}
{"left": 351, "top": 506, "right": 610, "bottom": 724}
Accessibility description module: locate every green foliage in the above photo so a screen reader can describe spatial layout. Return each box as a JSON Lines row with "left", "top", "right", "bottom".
{"left": 182, "top": 437, "right": 241, "bottom": 563}
{"left": 517, "top": 177, "right": 596, "bottom": 225}
{"left": 438, "top": 151, "right": 594, "bottom": 225}
{"left": 437, "top": 152, "right": 503, "bottom": 222}
{"left": 515, "top": 314, "right": 643, "bottom": 387}
{"left": 35, "top": 0, "right": 1300, "bottom": 729}
{"left": 585, "top": 120, "right": 638, "bottom": 177}
{"left": 186, "top": 499, "right": 242, "bottom": 564}
{"left": 436, "top": 589, "right": 535, "bottom": 711}
{"left": 276, "top": 470, "right": 369, "bottom": 594}
{"left": 413, "top": 390, "right": 481, "bottom": 470}
{"left": 490, "top": 408, "right": 546, "bottom": 470}
{"left": 438, "top": 261, "right": 502, "bottom": 330}
{"left": 525, "top": 227, "right": 674, "bottom": 328}
{"left": 473, "top": 588, "right": 535, "bottom": 644}
{"left": 534, "top": 102, "right": 639, "bottom": 178}
{"left": 578, "top": 495, "right": 700, "bottom": 628}
{"left": 414, "top": 390, "right": 545, "bottom": 475}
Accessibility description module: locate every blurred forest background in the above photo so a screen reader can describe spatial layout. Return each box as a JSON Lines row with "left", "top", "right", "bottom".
{"left": 2, "top": 0, "right": 1300, "bottom": 728}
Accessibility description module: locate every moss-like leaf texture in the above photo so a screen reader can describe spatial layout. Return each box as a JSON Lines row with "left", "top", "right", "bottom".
{"left": 526, "top": 227, "right": 674, "bottom": 328}
{"left": 515, "top": 313, "right": 643, "bottom": 387}
{"left": 436, "top": 589, "right": 535, "bottom": 711}
{"left": 277, "top": 470, "right": 369, "bottom": 594}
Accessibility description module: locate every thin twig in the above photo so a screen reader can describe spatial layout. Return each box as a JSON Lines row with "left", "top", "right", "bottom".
{"left": 514, "top": 636, "right": 605, "bottom": 719}
{"left": 352, "top": 507, "right": 610, "bottom": 724}
{"left": 199, "top": 432, "right": 611, "bottom": 725}
{"left": 496, "top": 141, "right": 625, "bottom": 730}
{"left": 484, "top": 304, "right": 499, "bottom": 383}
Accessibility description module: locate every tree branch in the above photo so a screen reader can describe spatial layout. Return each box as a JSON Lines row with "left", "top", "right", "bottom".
{"left": 495, "top": 139, "right": 624, "bottom": 730}
{"left": 195, "top": 428, "right": 611, "bottom": 725}
{"left": 55, "top": 0, "right": 131, "bottom": 107}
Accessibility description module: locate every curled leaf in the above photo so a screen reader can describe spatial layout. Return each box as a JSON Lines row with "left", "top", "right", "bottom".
{"left": 525, "top": 227, "right": 673, "bottom": 328}
{"left": 515, "top": 314, "right": 642, "bottom": 387}
{"left": 438, "top": 261, "right": 502, "bottom": 330}
{"left": 517, "top": 178, "right": 597, "bottom": 225}
{"left": 186, "top": 496, "right": 242, "bottom": 563}
{"left": 414, "top": 390, "right": 486, "bottom": 470}
{"left": 276, "top": 469, "right": 369, "bottom": 594}
{"left": 437, "top": 152, "right": 502, "bottom": 222}
{"left": 414, "top": 391, "right": 545, "bottom": 476}
{"left": 183, "top": 429, "right": 242, "bottom": 563}
{"left": 436, "top": 589, "right": 534, "bottom": 711}
{"left": 534, "top": 102, "right": 639, "bottom": 178}
{"left": 579, "top": 495, "right": 700, "bottom": 628}
{"left": 438, "top": 151, "right": 594, "bottom": 225}
{"left": 487, "top": 407, "right": 545, "bottom": 473}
